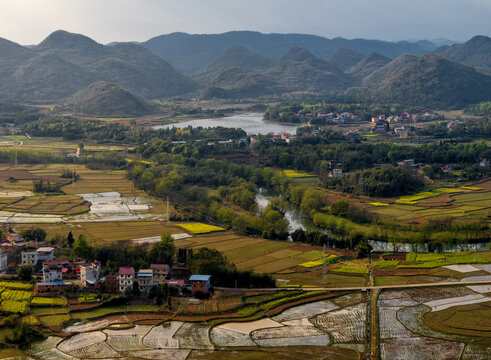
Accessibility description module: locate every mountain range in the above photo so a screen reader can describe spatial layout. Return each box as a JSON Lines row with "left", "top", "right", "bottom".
{"left": 0, "top": 30, "right": 197, "bottom": 103}
{"left": 143, "top": 31, "right": 435, "bottom": 73}
{"left": 0, "top": 30, "right": 490, "bottom": 111}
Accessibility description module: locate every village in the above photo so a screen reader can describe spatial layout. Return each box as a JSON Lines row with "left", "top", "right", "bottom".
{"left": 0, "top": 232, "right": 213, "bottom": 303}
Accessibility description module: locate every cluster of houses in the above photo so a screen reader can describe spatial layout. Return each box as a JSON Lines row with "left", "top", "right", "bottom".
{"left": 295, "top": 112, "right": 360, "bottom": 123}
{"left": 0, "top": 234, "right": 212, "bottom": 298}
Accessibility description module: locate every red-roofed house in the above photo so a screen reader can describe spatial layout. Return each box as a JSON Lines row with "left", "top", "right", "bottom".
{"left": 118, "top": 267, "right": 135, "bottom": 293}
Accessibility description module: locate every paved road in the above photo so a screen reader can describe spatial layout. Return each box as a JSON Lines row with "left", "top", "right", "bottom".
{"left": 218, "top": 279, "right": 491, "bottom": 292}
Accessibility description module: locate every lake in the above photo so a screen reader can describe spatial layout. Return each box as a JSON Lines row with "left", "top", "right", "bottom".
{"left": 153, "top": 113, "right": 300, "bottom": 135}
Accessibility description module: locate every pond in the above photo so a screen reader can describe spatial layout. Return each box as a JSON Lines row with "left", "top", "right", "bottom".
{"left": 153, "top": 113, "right": 300, "bottom": 135}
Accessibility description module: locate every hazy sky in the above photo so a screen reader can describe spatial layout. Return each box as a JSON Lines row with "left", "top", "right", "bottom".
{"left": 1, "top": 0, "right": 490, "bottom": 45}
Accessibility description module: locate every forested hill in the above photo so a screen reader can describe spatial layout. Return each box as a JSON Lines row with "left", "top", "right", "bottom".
{"left": 369, "top": 55, "right": 491, "bottom": 108}
{"left": 433, "top": 35, "right": 491, "bottom": 68}
{"left": 143, "top": 31, "right": 434, "bottom": 73}
{"left": 62, "top": 82, "right": 156, "bottom": 117}
{"left": 0, "top": 30, "right": 198, "bottom": 104}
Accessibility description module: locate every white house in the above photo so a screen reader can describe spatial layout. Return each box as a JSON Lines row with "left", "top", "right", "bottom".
{"left": 36, "top": 247, "right": 54, "bottom": 262}
{"left": 0, "top": 251, "right": 7, "bottom": 272}
{"left": 80, "top": 262, "right": 101, "bottom": 287}
{"left": 21, "top": 250, "right": 38, "bottom": 265}
{"left": 118, "top": 267, "right": 135, "bottom": 293}
{"left": 42, "top": 263, "right": 63, "bottom": 283}
{"left": 21, "top": 247, "right": 55, "bottom": 266}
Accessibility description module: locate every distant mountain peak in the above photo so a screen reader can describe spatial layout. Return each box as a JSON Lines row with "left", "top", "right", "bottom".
{"left": 327, "top": 47, "right": 364, "bottom": 71}
{"left": 38, "top": 30, "right": 101, "bottom": 50}
{"left": 281, "top": 46, "right": 315, "bottom": 62}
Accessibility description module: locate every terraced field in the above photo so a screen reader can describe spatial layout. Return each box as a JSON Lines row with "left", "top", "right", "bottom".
{"left": 367, "top": 179, "right": 491, "bottom": 222}
{"left": 377, "top": 286, "right": 491, "bottom": 360}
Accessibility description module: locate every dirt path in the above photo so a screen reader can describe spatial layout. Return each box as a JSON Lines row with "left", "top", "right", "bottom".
{"left": 218, "top": 279, "right": 491, "bottom": 292}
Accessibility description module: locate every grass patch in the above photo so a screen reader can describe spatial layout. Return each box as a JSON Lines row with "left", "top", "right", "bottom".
{"left": 373, "top": 260, "right": 400, "bottom": 269}
{"left": 331, "top": 260, "right": 369, "bottom": 275}
{"left": 78, "top": 294, "right": 99, "bottom": 303}
{"left": 39, "top": 314, "right": 70, "bottom": 327}
{"left": 423, "top": 301, "right": 491, "bottom": 337}
{"left": 31, "top": 297, "right": 66, "bottom": 307}
{"left": 399, "top": 251, "right": 491, "bottom": 269}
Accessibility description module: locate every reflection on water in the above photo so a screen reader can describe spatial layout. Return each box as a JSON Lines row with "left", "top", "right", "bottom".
{"left": 153, "top": 113, "right": 300, "bottom": 135}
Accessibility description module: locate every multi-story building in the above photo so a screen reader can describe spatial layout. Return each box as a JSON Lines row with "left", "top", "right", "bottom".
{"left": 118, "top": 267, "right": 135, "bottom": 293}
{"left": 104, "top": 275, "right": 119, "bottom": 293}
{"left": 80, "top": 262, "right": 101, "bottom": 288}
{"left": 150, "top": 264, "right": 169, "bottom": 284}
{"left": 170, "top": 264, "right": 190, "bottom": 280}
{"left": 22, "top": 247, "right": 55, "bottom": 266}
{"left": 137, "top": 269, "right": 154, "bottom": 295}
{"left": 36, "top": 247, "right": 55, "bottom": 263}
{"left": 21, "top": 249, "right": 38, "bottom": 266}
{"left": 42, "top": 263, "right": 63, "bottom": 283}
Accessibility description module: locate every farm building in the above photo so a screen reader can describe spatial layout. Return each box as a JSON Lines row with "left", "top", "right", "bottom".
{"left": 37, "top": 281, "right": 71, "bottom": 293}
{"left": 189, "top": 274, "right": 212, "bottom": 295}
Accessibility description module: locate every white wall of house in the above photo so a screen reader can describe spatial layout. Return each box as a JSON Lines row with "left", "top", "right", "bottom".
{"left": 0, "top": 251, "right": 7, "bottom": 271}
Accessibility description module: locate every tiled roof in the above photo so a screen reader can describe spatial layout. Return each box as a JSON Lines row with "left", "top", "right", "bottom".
{"left": 119, "top": 267, "right": 135, "bottom": 275}
{"left": 150, "top": 264, "right": 169, "bottom": 270}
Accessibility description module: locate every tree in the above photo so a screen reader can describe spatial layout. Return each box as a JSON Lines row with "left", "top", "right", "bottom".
{"left": 18, "top": 265, "right": 33, "bottom": 281}
{"left": 67, "top": 231, "right": 75, "bottom": 248}
{"left": 191, "top": 248, "right": 232, "bottom": 274}
{"left": 355, "top": 240, "right": 372, "bottom": 259}
{"left": 72, "top": 235, "right": 93, "bottom": 259}
{"left": 149, "top": 283, "right": 169, "bottom": 304}
{"left": 147, "top": 233, "right": 175, "bottom": 266}
{"left": 331, "top": 199, "right": 349, "bottom": 217}
{"left": 21, "top": 227, "right": 46, "bottom": 243}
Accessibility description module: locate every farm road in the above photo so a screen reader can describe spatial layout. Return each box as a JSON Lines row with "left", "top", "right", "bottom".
{"left": 218, "top": 279, "right": 491, "bottom": 292}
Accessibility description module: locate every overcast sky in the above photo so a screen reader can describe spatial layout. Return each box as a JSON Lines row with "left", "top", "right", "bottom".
{"left": 1, "top": 0, "right": 490, "bottom": 45}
